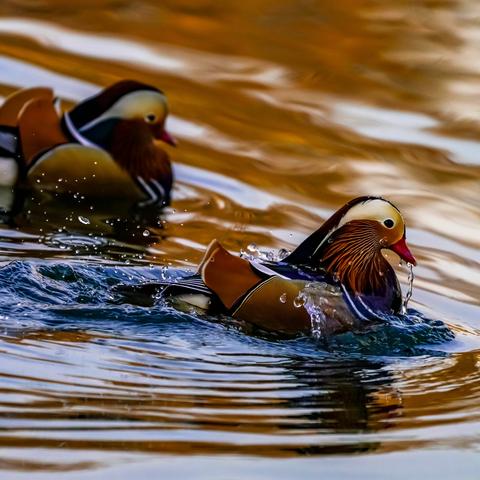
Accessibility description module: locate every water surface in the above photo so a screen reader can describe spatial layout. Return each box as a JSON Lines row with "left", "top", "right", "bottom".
{"left": 0, "top": 1, "right": 478, "bottom": 478}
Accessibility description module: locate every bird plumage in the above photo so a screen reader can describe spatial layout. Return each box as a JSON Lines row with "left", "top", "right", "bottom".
{"left": 114, "top": 197, "right": 416, "bottom": 336}
{"left": 0, "top": 80, "right": 176, "bottom": 208}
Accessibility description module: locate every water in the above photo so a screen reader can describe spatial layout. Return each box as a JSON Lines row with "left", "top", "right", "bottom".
{"left": 402, "top": 263, "right": 415, "bottom": 314}
{"left": 0, "top": 0, "right": 479, "bottom": 478}
{"left": 295, "top": 282, "right": 332, "bottom": 339}
{"left": 240, "top": 243, "right": 290, "bottom": 262}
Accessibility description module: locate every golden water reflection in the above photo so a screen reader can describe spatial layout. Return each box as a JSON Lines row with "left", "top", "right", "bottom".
{"left": 0, "top": 0, "right": 478, "bottom": 477}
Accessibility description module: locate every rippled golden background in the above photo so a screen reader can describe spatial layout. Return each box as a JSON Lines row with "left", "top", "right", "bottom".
{"left": 0, "top": 0, "right": 479, "bottom": 478}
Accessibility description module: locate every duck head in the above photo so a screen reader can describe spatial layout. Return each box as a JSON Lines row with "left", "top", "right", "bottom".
{"left": 284, "top": 196, "right": 416, "bottom": 312}
{"left": 63, "top": 80, "right": 176, "bottom": 151}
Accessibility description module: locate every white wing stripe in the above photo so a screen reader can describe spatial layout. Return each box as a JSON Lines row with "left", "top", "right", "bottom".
{"left": 63, "top": 111, "right": 98, "bottom": 148}
{"left": 136, "top": 176, "right": 158, "bottom": 206}
{"left": 151, "top": 179, "right": 166, "bottom": 200}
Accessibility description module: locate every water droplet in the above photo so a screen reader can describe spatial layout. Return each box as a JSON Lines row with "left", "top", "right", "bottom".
{"left": 78, "top": 216, "right": 90, "bottom": 225}
{"left": 277, "top": 248, "right": 291, "bottom": 260}
{"left": 402, "top": 262, "right": 415, "bottom": 314}
{"left": 279, "top": 292, "right": 287, "bottom": 303}
{"left": 142, "top": 229, "right": 150, "bottom": 237}
{"left": 293, "top": 295, "right": 305, "bottom": 308}
{"left": 161, "top": 266, "right": 168, "bottom": 280}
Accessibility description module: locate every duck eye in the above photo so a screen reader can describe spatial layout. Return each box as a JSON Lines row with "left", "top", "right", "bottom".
{"left": 383, "top": 218, "right": 394, "bottom": 228}
{"left": 145, "top": 113, "right": 157, "bottom": 123}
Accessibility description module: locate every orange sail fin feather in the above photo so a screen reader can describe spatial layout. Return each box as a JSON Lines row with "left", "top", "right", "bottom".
{"left": 199, "top": 240, "right": 262, "bottom": 310}
{"left": 0, "top": 87, "right": 53, "bottom": 127}
{"left": 18, "top": 97, "right": 69, "bottom": 165}
{"left": 198, "top": 241, "right": 311, "bottom": 333}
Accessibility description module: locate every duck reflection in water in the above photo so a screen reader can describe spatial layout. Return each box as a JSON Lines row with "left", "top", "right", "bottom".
{"left": 5, "top": 188, "right": 169, "bottom": 244}
{"left": 274, "top": 356, "right": 401, "bottom": 455}
{"left": 0, "top": 324, "right": 401, "bottom": 457}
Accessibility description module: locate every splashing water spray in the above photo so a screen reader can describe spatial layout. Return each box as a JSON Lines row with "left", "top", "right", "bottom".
{"left": 294, "top": 282, "right": 341, "bottom": 340}
{"left": 240, "top": 244, "right": 290, "bottom": 263}
{"left": 401, "top": 262, "right": 415, "bottom": 314}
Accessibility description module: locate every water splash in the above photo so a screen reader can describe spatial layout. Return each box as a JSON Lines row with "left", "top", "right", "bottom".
{"left": 240, "top": 243, "right": 291, "bottom": 262}
{"left": 402, "top": 262, "right": 415, "bottom": 314}
{"left": 77, "top": 215, "right": 90, "bottom": 225}
{"left": 161, "top": 265, "right": 169, "bottom": 280}
{"left": 295, "top": 282, "right": 341, "bottom": 340}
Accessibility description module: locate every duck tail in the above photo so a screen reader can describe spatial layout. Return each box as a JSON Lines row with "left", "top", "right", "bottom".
{"left": 112, "top": 275, "right": 215, "bottom": 307}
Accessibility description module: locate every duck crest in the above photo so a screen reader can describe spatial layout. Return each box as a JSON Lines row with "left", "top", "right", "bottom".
{"left": 284, "top": 196, "right": 380, "bottom": 265}
{"left": 284, "top": 196, "right": 402, "bottom": 313}
{"left": 66, "top": 80, "right": 162, "bottom": 129}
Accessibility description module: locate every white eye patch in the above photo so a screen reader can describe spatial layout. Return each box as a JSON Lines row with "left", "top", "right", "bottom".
{"left": 309, "top": 198, "right": 406, "bottom": 259}
{"left": 79, "top": 91, "right": 168, "bottom": 132}
{"left": 338, "top": 199, "right": 403, "bottom": 229}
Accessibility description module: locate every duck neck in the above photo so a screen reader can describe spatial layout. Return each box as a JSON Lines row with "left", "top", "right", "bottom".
{"left": 318, "top": 220, "right": 401, "bottom": 312}
{"left": 108, "top": 121, "right": 151, "bottom": 166}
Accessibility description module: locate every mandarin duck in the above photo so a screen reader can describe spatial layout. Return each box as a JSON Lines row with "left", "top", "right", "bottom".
{"left": 0, "top": 80, "right": 176, "bottom": 209}
{"left": 115, "top": 196, "right": 417, "bottom": 336}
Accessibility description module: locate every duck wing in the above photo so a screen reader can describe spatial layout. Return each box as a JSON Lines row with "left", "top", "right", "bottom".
{"left": 253, "top": 260, "right": 331, "bottom": 282}
{"left": 196, "top": 240, "right": 312, "bottom": 334}
{"left": 114, "top": 241, "right": 368, "bottom": 335}
{"left": 27, "top": 144, "right": 145, "bottom": 199}
{"left": 0, "top": 87, "right": 53, "bottom": 127}
{"left": 0, "top": 88, "right": 60, "bottom": 185}
{"left": 198, "top": 239, "right": 266, "bottom": 309}
{"left": 17, "top": 96, "right": 69, "bottom": 166}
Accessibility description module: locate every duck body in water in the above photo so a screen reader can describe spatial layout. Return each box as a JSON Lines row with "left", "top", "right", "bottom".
{"left": 0, "top": 80, "right": 176, "bottom": 211}
{"left": 116, "top": 196, "right": 417, "bottom": 336}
